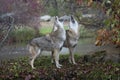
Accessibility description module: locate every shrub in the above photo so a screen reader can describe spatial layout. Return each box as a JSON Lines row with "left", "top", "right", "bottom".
{"left": 10, "top": 27, "right": 36, "bottom": 43}
{"left": 49, "top": 8, "right": 58, "bottom": 16}
{"left": 79, "top": 26, "right": 95, "bottom": 38}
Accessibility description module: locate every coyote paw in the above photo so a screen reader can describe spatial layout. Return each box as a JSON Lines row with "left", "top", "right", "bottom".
{"left": 32, "top": 67, "right": 36, "bottom": 69}
{"left": 73, "top": 62, "right": 77, "bottom": 65}
{"left": 58, "top": 64, "right": 62, "bottom": 67}
{"left": 56, "top": 64, "right": 62, "bottom": 68}
{"left": 29, "top": 61, "right": 36, "bottom": 69}
{"left": 56, "top": 65, "right": 61, "bottom": 68}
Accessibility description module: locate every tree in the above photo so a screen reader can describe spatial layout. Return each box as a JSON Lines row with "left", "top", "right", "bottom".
{"left": 0, "top": 0, "right": 43, "bottom": 35}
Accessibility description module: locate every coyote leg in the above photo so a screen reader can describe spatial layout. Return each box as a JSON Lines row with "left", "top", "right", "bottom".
{"left": 51, "top": 51, "right": 54, "bottom": 63}
{"left": 57, "top": 53, "right": 62, "bottom": 67}
{"left": 69, "top": 47, "right": 76, "bottom": 64}
{"left": 53, "top": 49, "right": 62, "bottom": 68}
{"left": 69, "top": 47, "right": 72, "bottom": 64}
{"left": 29, "top": 46, "right": 41, "bottom": 69}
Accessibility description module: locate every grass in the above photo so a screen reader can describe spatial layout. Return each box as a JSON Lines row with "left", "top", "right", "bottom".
{"left": 10, "top": 27, "right": 36, "bottom": 43}
{"left": 39, "top": 26, "right": 52, "bottom": 35}
{"left": 0, "top": 54, "right": 119, "bottom": 80}
{"left": 39, "top": 26, "right": 69, "bottom": 35}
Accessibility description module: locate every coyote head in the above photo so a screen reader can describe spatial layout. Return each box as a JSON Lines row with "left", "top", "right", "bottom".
{"left": 54, "top": 16, "right": 64, "bottom": 29}
{"left": 69, "top": 15, "right": 79, "bottom": 34}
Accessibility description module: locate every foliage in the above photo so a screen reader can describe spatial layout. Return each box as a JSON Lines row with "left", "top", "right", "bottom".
{"left": 48, "top": 8, "right": 58, "bottom": 16}
{"left": 0, "top": 54, "right": 119, "bottom": 80}
{"left": 42, "top": 0, "right": 86, "bottom": 16}
{"left": 79, "top": 26, "right": 95, "bottom": 38}
{"left": 10, "top": 27, "right": 36, "bottom": 43}
{"left": 92, "top": 0, "right": 120, "bottom": 46}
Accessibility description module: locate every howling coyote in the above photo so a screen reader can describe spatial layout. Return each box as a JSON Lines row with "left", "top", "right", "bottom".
{"left": 28, "top": 16, "right": 66, "bottom": 69}
{"left": 52, "top": 15, "right": 79, "bottom": 64}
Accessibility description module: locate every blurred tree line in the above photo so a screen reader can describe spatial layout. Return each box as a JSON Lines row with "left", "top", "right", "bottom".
{"left": 41, "top": 0, "right": 88, "bottom": 21}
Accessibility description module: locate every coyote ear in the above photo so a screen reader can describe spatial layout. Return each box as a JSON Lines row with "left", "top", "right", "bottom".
{"left": 70, "top": 15, "right": 74, "bottom": 20}
{"left": 70, "top": 15, "right": 75, "bottom": 23}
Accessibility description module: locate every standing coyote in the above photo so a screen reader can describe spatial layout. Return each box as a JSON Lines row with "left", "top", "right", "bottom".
{"left": 28, "top": 16, "right": 66, "bottom": 69}
{"left": 52, "top": 15, "right": 79, "bottom": 64}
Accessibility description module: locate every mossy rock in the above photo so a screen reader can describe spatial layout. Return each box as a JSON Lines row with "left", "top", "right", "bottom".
{"left": 83, "top": 50, "right": 120, "bottom": 63}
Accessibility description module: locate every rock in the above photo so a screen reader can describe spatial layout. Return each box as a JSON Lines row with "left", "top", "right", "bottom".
{"left": 59, "top": 15, "right": 70, "bottom": 21}
{"left": 82, "top": 14, "right": 95, "bottom": 18}
{"left": 83, "top": 46, "right": 120, "bottom": 63}
{"left": 83, "top": 50, "right": 107, "bottom": 62}
{"left": 40, "top": 15, "right": 51, "bottom": 22}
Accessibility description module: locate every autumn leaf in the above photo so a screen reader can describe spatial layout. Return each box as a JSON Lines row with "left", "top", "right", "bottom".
{"left": 87, "top": 0, "right": 93, "bottom": 6}
{"left": 76, "top": 0, "right": 83, "bottom": 5}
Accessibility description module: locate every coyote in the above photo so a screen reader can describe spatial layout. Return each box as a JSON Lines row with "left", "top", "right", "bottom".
{"left": 52, "top": 15, "right": 79, "bottom": 64}
{"left": 28, "top": 16, "right": 66, "bottom": 69}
